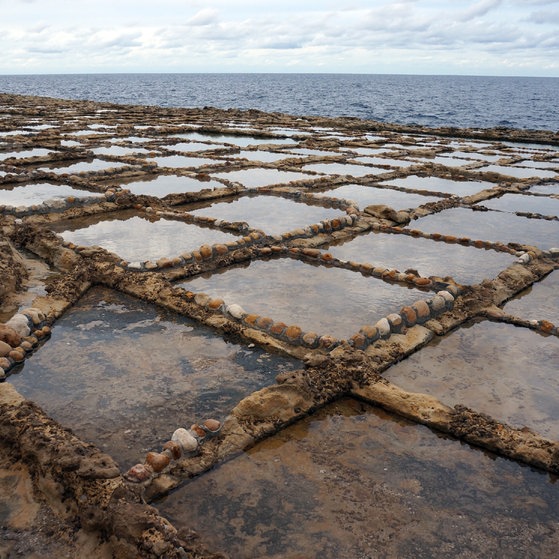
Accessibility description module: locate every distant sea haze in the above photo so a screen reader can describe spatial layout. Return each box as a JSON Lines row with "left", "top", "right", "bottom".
{"left": 0, "top": 73, "right": 558, "bottom": 131}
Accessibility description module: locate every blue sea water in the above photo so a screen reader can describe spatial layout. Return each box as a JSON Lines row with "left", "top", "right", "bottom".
{"left": 0, "top": 73, "right": 558, "bottom": 131}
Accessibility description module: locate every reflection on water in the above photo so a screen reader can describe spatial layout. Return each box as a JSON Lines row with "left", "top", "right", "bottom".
{"left": 9, "top": 287, "right": 300, "bottom": 468}
{"left": 188, "top": 194, "right": 345, "bottom": 236}
{"left": 123, "top": 174, "right": 224, "bottom": 197}
{"left": 478, "top": 192, "right": 559, "bottom": 217}
{"left": 301, "top": 162, "right": 386, "bottom": 177}
{"left": 157, "top": 397, "right": 559, "bottom": 559}
{"left": 477, "top": 164, "right": 557, "bottom": 179}
{"left": 50, "top": 213, "right": 239, "bottom": 262}
{"left": 384, "top": 321, "right": 559, "bottom": 438}
{"left": 0, "top": 148, "right": 55, "bottom": 160}
{"left": 327, "top": 230, "right": 516, "bottom": 285}
{"left": 174, "top": 132, "right": 297, "bottom": 147}
{"left": 504, "top": 270, "right": 559, "bottom": 324}
{"left": 39, "top": 159, "right": 128, "bottom": 174}
{"left": 314, "top": 183, "right": 442, "bottom": 210}
{"left": 179, "top": 258, "right": 426, "bottom": 339}
{"left": 212, "top": 168, "right": 315, "bottom": 189}
{"left": 384, "top": 175, "right": 494, "bottom": 196}
{"left": 149, "top": 155, "right": 226, "bottom": 168}
{"left": 0, "top": 182, "right": 103, "bottom": 207}
{"left": 409, "top": 207, "right": 559, "bottom": 249}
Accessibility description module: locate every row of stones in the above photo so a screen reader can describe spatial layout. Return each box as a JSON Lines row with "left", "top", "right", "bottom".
{"left": 124, "top": 419, "right": 222, "bottom": 483}
{"left": 0, "top": 308, "right": 51, "bottom": 379}
{"left": 287, "top": 246, "right": 442, "bottom": 290}
{"left": 379, "top": 223, "right": 526, "bottom": 258}
{"left": 178, "top": 268, "right": 461, "bottom": 351}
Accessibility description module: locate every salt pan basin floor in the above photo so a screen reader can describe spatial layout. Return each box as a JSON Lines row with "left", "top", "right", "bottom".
{"left": 408, "top": 207, "right": 559, "bottom": 251}
{"left": 8, "top": 287, "right": 300, "bottom": 469}
{"left": 179, "top": 258, "right": 427, "bottom": 340}
{"left": 384, "top": 320, "right": 559, "bottom": 439}
{"left": 49, "top": 211, "right": 239, "bottom": 263}
{"left": 157, "top": 398, "right": 559, "bottom": 559}
{"left": 327, "top": 230, "right": 516, "bottom": 286}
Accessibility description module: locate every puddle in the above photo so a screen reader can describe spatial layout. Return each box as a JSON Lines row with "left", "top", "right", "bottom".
{"left": 39, "top": 159, "right": 129, "bottom": 174}
{"left": 0, "top": 148, "right": 56, "bottom": 160}
{"left": 382, "top": 175, "right": 495, "bottom": 197}
{"left": 149, "top": 155, "right": 226, "bottom": 168}
{"left": 385, "top": 321, "right": 559, "bottom": 438}
{"left": 301, "top": 162, "right": 386, "bottom": 177}
{"left": 187, "top": 194, "right": 345, "bottom": 236}
{"left": 178, "top": 258, "right": 426, "bottom": 340}
{"left": 352, "top": 156, "right": 417, "bottom": 168}
{"left": 174, "top": 133, "right": 297, "bottom": 147}
{"left": 0, "top": 182, "right": 104, "bottom": 207}
{"left": 8, "top": 287, "right": 299, "bottom": 469}
{"left": 211, "top": 168, "right": 315, "bottom": 189}
{"left": 478, "top": 193, "right": 559, "bottom": 217}
{"left": 92, "top": 145, "right": 153, "bottom": 156}
{"left": 409, "top": 207, "right": 559, "bottom": 249}
{"left": 122, "top": 174, "right": 224, "bottom": 198}
{"left": 327, "top": 230, "right": 516, "bottom": 285}
{"left": 229, "top": 150, "right": 290, "bottom": 163}
{"left": 157, "top": 397, "right": 559, "bottom": 559}
{"left": 49, "top": 211, "right": 239, "bottom": 262}
{"left": 477, "top": 164, "right": 558, "bottom": 179}
{"left": 314, "top": 183, "right": 442, "bottom": 210}
{"left": 504, "top": 270, "right": 559, "bottom": 324}
{"left": 161, "top": 141, "right": 225, "bottom": 152}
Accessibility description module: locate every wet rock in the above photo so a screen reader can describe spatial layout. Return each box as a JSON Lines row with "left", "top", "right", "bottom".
{"left": 171, "top": 428, "right": 199, "bottom": 454}
{"left": 0, "top": 340, "right": 12, "bottom": 357}
{"left": 162, "top": 441, "right": 182, "bottom": 460}
{"left": 124, "top": 463, "right": 153, "bottom": 483}
{"left": 5, "top": 314, "right": 31, "bottom": 337}
{"left": 202, "top": 419, "right": 221, "bottom": 434}
{"left": 226, "top": 303, "right": 246, "bottom": 319}
{"left": 145, "top": 452, "right": 171, "bottom": 473}
{"left": 0, "top": 325, "right": 22, "bottom": 348}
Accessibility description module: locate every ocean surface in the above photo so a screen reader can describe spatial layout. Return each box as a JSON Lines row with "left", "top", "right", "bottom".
{"left": 1, "top": 73, "right": 558, "bottom": 131}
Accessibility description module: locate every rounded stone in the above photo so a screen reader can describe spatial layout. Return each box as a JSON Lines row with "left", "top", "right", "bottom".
{"left": 386, "top": 313, "right": 403, "bottom": 333}
{"left": 5, "top": 314, "right": 31, "bottom": 338}
{"left": 162, "top": 440, "right": 182, "bottom": 460}
{"left": 0, "top": 357, "right": 11, "bottom": 371}
{"left": 412, "top": 300, "right": 431, "bottom": 323}
{"left": 200, "top": 245, "right": 213, "bottom": 259}
{"left": 437, "top": 290, "right": 455, "bottom": 304}
{"left": 255, "top": 316, "right": 274, "bottom": 330}
{"left": 350, "top": 333, "right": 367, "bottom": 349}
{"left": 20, "top": 341, "right": 33, "bottom": 352}
{"left": 8, "top": 348, "right": 25, "bottom": 363}
{"left": 400, "top": 306, "right": 417, "bottom": 327}
{"left": 360, "top": 325, "right": 379, "bottom": 341}
{"left": 413, "top": 277, "right": 432, "bottom": 287}
{"left": 226, "top": 304, "right": 246, "bottom": 319}
{"left": 207, "top": 298, "right": 224, "bottom": 310}
{"left": 430, "top": 295, "right": 447, "bottom": 313}
{"left": 194, "top": 293, "right": 210, "bottom": 307}
{"left": 171, "top": 428, "right": 199, "bottom": 453}
{"left": 145, "top": 451, "right": 171, "bottom": 473}
{"left": 0, "top": 367, "right": 5, "bottom": 381}
{"left": 203, "top": 419, "right": 221, "bottom": 433}
{"left": 302, "top": 332, "right": 320, "bottom": 348}
{"left": 540, "top": 320, "right": 554, "bottom": 333}
{"left": 318, "top": 335, "right": 337, "bottom": 349}
{"left": 124, "top": 463, "right": 153, "bottom": 483}
{"left": 285, "top": 325, "right": 303, "bottom": 341}
{"left": 375, "top": 318, "right": 391, "bottom": 338}
{"left": 0, "top": 340, "right": 12, "bottom": 357}
{"left": 269, "top": 322, "right": 287, "bottom": 336}
{"left": 190, "top": 424, "right": 207, "bottom": 439}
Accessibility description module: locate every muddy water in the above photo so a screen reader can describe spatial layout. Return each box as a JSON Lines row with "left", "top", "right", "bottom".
{"left": 504, "top": 270, "right": 559, "bottom": 324}
{"left": 157, "top": 398, "right": 559, "bottom": 559}
{"left": 409, "top": 207, "right": 559, "bottom": 250}
{"left": 327, "top": 231, "right": 516, "bottom": 285}
{"left": 384, "top": 320, "right": 559, "bottom": 438}
{"left": 49, "top": 212, "right": 239, "bottom": 262}
{"left": 186, "top": 194, "right": 345, "bottom": 236}
{"left": 8, "top": 287, "right": 299, "bottom": 469}
{"left": 179, "top": 258, "right": 427, "bottom": 339}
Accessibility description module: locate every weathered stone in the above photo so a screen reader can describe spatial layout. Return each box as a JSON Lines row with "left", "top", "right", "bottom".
{"left": 145, "top": 452, "right": 171, "bottom": 473}
{"left": 0, "top": 340, "right": 12, "bottom": 357}
{"left": 400, "top": 306, "right": 417, "bottom": 327}
{"left": 375, "top": 318, "right": 391, "bottom": 338}
{"left": 0, "top": 325, "right": 22, "bottom": 348}
{"left": 171, "top": 428, "right": 199, "bottom": 454}
{"left": 412, "top": 300, "right": 431, "bottom": 323}
{"left": 226, "top": 303, "right": 246, "bottom": 319}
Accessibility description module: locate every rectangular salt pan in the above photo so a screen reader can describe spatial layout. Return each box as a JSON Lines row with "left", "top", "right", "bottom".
{"left": 50, "top": 212, "right": 239, "bottom": 262}
{"left": 0, "top": 182, "right": 104, "bottom": 207}
{"left": 179, "top": 258, "right": 427, "bottom": 340}
{"left": 384, "top": 321, "right": 559, "bottom": 439}
{"left": 327, "top": 231, "right": 516, "bottom": 285}
{"left": 409, "top": 207, "right": 559, "bottom": 250}
{"left": 9, "top": 287, "right": 300, "bottom": 469}
{"left": 187, "top": 194, "right": 345, "bottom": 236}
{"left": 384, "top": 175, "right": 495, "bottom": 197}
{"left": 157, "top": 397, "right": 559, "bottom": 559}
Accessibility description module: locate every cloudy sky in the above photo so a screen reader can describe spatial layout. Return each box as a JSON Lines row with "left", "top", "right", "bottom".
{"left": 1, "top": 0, "right": 558, "bottom": 76}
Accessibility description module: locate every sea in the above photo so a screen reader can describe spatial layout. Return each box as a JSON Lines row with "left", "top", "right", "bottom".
{"left": 0, "top": 73, "right": 558, "bottom": 132}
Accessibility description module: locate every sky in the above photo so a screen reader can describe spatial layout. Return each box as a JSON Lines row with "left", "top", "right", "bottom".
{"left": 1, "top": 0, "right": 558, "bottom": 76}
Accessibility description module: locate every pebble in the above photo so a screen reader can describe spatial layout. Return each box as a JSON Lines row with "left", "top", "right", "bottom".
{"left": 171, "top": 428, "right": 199, "bottom": 454}
{"left": 162, "top": 440, "right": 182, "bottom": 460}
{"left": 124, "top": 463, "right": 153, "bottom": 483}
{"left": 0, "top": 340, "right": 12, "bottom": 357}
{"left": 5, "top": 314, "right": 31, "bottom": 338}
{"left": 375, "top": 318, "right": 391, "bottom": 338}
{"left": 145, "top": 451, "right": 171, "bottom": 473}
{"left": 412, "top": 300, "right": 431, "bottom": 323}
{"left": 226, "top": 304, "right": 247, "bottom": 319}
{"left": 202, "top": 419, "right": 221, "bottom": 433}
